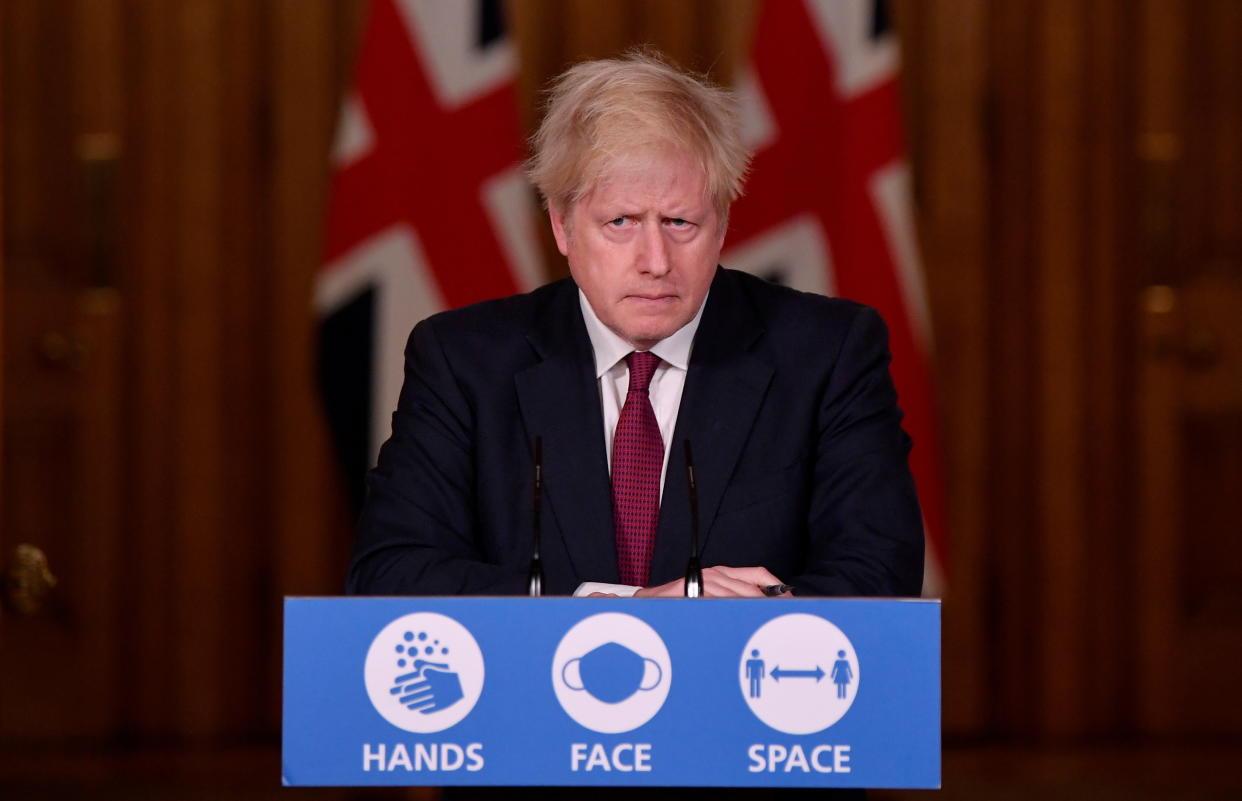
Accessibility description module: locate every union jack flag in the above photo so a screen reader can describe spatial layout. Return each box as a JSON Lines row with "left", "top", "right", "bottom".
{"left": 724, "top": 0, "right": 948, "bottom": 594}
{"left": 316, "top": 0, "right": 541, "bottom": 510}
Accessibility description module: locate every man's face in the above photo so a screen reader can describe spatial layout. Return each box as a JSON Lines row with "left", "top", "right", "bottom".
{"left": 550, "top": 148, "right": 723, "bottom": 351}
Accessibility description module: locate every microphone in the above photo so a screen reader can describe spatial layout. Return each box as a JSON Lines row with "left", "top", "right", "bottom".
{"left": 683, "top": 440, "right": 703, "bottom": 598}
{"left": 527, "top": 436, "right": 545, "bottom": 597}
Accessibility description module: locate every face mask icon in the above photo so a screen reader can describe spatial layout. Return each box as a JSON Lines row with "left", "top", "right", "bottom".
{"left": 561, "top": 641, "right": 663, "bottom": 704}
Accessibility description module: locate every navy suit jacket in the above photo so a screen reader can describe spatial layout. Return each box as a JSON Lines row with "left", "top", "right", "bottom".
{"left": 348, "top": 267, "right": 924, "bottom": 597}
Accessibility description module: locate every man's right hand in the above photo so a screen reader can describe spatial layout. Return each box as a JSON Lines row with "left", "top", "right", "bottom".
{"left": 633, "top": 565, "right": 791, "bottom": 598}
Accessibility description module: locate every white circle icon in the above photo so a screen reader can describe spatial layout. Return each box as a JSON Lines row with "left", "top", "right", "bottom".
{"left": 739, "top": 613, "right": 859, "bottom": 734}
{"left": 551, "top": 612, "right": 671, "bottom": 734}
{"left": 364, "top": 612, "right": 484, "bottom": 733}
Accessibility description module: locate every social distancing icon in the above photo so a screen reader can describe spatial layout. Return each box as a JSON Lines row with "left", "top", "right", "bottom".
{"left": 739, "top": 613, "right": 859, "bottom": 735}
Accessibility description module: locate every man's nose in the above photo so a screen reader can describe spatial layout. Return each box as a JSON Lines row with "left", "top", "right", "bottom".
{"left": 638, "top": 222, "right": 672, "bottom": 277}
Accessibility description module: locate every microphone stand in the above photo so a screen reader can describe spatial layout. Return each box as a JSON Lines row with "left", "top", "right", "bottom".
{"left": 527, "top": 436, "right": 545, "bottom": 597}
{"left": 683, "top": 440, "right": 703, "bottom": 598}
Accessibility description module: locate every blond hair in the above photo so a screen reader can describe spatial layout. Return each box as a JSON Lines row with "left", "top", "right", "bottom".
{"left": 525, "top": 51, "right": 751, "bottom": 219}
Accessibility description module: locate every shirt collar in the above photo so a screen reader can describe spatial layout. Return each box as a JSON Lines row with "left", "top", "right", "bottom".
{"left": 578, "top": 288, "right": 707, "bottom": 378}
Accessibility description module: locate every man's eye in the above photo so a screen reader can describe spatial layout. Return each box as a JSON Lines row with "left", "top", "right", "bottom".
{"left": 608, "top": 217, "right": 627, "bottom": 227}
{"left": 667, "top": 218, "right": 689, "bottom": 227}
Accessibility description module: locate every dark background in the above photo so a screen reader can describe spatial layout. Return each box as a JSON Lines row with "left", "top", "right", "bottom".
{"left": 2, "top": 1, "right": 1240, "bottom": 798}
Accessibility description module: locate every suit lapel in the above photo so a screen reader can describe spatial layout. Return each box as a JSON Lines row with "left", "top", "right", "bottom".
{"left": 515, "top": 282, "right": 619, "bottom": 584}
{"left": 651, "top": 269, "right": 773, "bottom": 584}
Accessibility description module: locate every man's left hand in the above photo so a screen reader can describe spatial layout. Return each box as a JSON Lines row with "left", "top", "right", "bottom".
{"left": 633, "top": 565, "right": 791, "bottom": 598}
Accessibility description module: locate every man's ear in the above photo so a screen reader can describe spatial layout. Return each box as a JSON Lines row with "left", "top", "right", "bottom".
{"left": 549, "top": 203, "right": 570, "bottom": 257}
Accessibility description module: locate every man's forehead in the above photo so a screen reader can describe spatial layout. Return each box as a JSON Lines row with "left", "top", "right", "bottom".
{"left": 582, "top": 152, "right": 711, "bottom": 210}
{"left": 594, "top": 144, "right": 703, "bottom": 179}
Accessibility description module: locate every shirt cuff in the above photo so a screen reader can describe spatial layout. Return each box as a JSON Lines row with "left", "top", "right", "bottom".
{"left": 574, "top": 582, "right": 640, "bottom": 597}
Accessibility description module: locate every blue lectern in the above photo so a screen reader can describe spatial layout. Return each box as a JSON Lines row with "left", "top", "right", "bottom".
{"left": 283, "top": 597, "right": 939, "bottom": 788}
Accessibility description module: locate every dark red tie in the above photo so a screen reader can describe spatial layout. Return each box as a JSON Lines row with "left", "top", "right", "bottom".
{"left": 612, "top": 351, "right": 664, "bottom": 586}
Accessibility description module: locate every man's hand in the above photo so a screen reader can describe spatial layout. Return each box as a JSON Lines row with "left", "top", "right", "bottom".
{"left": 633, "top": 565, "right": 792, "bottom": 598}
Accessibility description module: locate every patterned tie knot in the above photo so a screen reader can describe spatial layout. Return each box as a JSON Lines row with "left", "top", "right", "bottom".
{"left": 626, "top": 351, "right": 661, "bottom": 393}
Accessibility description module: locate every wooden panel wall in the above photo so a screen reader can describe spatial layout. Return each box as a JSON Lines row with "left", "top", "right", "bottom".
{"left": 1135, "top": 0, "right": 1242, "bottom": 736}
{"left": 116, "top": 0, "right": 364, "bottom": 737}
{"left": 902, "top": 0, "right": 1240, "bottom": 739}
{"left": 2, "top": 0, "right": 367, "bottom": 745}
{"left": 2, "top": 0, "right": 128, "bottom": 741}
{"left": 893, "top": 0, "right": 991, "bottom": 735}
{"left": 901, "top": 0, "right": 1141, "bottom": 737}
{"left": 0, "top": 0, "right": 7, "bottom": 531}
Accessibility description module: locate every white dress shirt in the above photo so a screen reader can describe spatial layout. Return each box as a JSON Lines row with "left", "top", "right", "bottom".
{"left": 573, "top": 289, "right": 706, "bottom": 596}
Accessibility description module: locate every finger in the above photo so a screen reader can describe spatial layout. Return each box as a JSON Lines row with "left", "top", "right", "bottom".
{"left": 400, "top": 688, "right": 434, "bottom": 705}
{"left": 703, "top": 566, "right": 768, "bottom": 596}
{"left": 702, "top": 570, "right": 765, "bottom": 598}
{"left": 712, "top": 565, "right": 781, "bottom": 585}
{"left": 403, "top": 680, "right": 433, "bottom": 696}
{"left": 711, "top": 564, "right": 784, "bottom": 586}
{"left": 633, "top": 578, "right": 684, "bottom": 598}
{"left": 712, "top": 582, "right": 765, "bottom": 598}
{"left": 587, "top": 592, "right": 620, "bottom": 598}
{"left": 401, "top": 694, "right": 434, "bottom": 708}
{"left": 406, "top": 697, "right": 436, "bottom": 712}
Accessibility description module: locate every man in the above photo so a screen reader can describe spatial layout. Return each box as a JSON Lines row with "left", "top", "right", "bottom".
{"left": 348, "top": 52, "right": 923, "bottom": 600}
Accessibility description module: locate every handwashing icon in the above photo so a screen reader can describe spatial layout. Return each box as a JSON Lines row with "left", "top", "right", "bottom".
{"left": 561, "top": 641, "right": 663, "bottom": 704}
